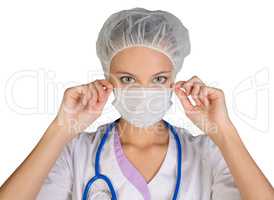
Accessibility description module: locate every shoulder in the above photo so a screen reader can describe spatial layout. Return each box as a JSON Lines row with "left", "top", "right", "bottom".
{"left": 172, "top": 124, "right": 224, "bottom": 168}
{"left": 64, "top": 121, "right": 113, "bottom": 153}
{"left": 173, "top": 125, "right": 214, "bottom": 151}
{"left": 172, "top": 127, "right": 241, "bottom": 199}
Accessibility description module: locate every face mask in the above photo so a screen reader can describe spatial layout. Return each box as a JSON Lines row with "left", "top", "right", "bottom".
{"left": 111, "top": 87, "right": 173, "bottom": 128}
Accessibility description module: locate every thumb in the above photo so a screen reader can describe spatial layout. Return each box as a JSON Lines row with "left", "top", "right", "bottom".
{"left": 98, "top": 87, "right": 112, "bottom": 106}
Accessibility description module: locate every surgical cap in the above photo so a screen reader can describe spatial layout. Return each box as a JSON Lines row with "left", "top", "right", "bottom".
{"left": 96, "top": 7, "right": 191, "bottom": 78}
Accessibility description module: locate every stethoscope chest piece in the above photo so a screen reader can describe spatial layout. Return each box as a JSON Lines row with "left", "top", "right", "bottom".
{"left": 88, "top": 190, "right": 111, "bottom": 200}
{"left": 84, "top": 178, "right": 112, "bottom": 200}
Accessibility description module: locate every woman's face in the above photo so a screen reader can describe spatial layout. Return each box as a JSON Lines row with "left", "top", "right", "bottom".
{"left": 109, "top": 47, "right": 175, "bottom": 89}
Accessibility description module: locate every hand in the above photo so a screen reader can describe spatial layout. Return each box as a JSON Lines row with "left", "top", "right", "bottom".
{"left": 54, "top": 79, "right": 113, "bottom": 139}
{"left": 174, "top": 75, "right": 233, "bottom": 144}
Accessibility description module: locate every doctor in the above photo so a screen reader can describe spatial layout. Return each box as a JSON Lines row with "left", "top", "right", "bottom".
{"left": 0, "top": 7, "right": 273, "bottom": 200}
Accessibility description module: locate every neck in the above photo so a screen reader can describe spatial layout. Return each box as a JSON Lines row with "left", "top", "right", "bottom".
{"left": 116, "top": 118, "right": 169, "bottom": 148}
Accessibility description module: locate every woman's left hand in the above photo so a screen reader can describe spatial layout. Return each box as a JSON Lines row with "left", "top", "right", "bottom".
{"left": 174, "top": 75, "right": 234, "bottom": 145}
{"left": 174, "top": 75, "right": 274, "bottom": 199}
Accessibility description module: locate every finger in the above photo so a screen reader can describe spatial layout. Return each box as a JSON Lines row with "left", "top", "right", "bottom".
{"left": 62, "top": 87, "right": 81, "bottom": 112}
{"left": 64, "top": 86, "right": 82, "bottom": 100}
{"left": 94, "top": 80, "right": 105, "bottom": 100}
{"left": 63, "top": 85, "right": 88, "bottom": 113}
{"left": 86, "top": 82, "right": 108, "bottom": 112}
{"left": 199, "top": 85, "right": 210, "bottom": 107}
{"left": 80, "top": 84, "right": 90, "bottom": 106}
{"left": 191, "top": 83, "right": 203, "bottom": 106}
{"left": 96, "top": 93, "right": 109, "bottom": 109}
{"left": 174, "top": 81, "right": 186, "bottom": 91}
{"left": 183, "top": 75, "right": 205, "bottom": 95}
{"left": 87, "top": 83, "right": 98, "bottom": 106}
{"left": 206, "top": 86, "right": 224, "bottom": 101}
{"left": 175, "top": 84, "right": 195, "bottom": 111}
{"left": 191, "top": 75, "right": 205, "bottom": 84}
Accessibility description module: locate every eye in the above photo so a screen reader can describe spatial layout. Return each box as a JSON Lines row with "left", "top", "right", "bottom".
{"left": 152, "top": 76, "right": 168, "bottom": 84}
{"left": 119, "top": 76, "right": 135, "bottom": 84}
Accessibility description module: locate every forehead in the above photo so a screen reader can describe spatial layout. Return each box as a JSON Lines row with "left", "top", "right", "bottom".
{"left": 110, "top": 46, "right": 173, "bottom": 74}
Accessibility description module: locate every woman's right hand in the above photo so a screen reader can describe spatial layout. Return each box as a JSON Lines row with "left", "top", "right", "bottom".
{"left": 0, "top": 80, "right": 113, "bottom": 200}
{"left": 54, "top": 79, "right": 113, "bottom": 140}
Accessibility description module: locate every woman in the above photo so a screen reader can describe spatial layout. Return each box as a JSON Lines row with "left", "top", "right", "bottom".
{"left": 0, "top": 7, "right": 273, "bottom": 200}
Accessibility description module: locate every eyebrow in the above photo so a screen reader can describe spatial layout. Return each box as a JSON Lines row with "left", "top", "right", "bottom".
{"left": 115, "top": 70, "right": 172, "bottom": 76}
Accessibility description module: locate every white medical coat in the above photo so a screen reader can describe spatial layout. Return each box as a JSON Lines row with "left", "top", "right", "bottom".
{"left": 36, "top": 120, "right": 241, "bottom": 200}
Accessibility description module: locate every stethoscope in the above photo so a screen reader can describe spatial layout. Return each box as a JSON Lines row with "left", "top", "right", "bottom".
{"left": 82, "top": 119, "right": 182, "bottom": 200}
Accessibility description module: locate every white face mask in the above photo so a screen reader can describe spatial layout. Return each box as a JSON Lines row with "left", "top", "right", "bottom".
{"left": 111, "top": 87, "right": 173, "bottom": 128}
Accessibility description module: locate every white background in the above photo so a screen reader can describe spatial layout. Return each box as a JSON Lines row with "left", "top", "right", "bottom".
{"left": 0, "top": 0, "right": 273, "bottom": 186}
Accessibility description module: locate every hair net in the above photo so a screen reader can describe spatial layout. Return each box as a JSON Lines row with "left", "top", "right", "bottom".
{"left": 96, "top": 7, "right": 191, "bottom": 78}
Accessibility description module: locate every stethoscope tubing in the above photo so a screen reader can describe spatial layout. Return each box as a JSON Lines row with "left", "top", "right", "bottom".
{"left": 82, "top": 119, "right": 182, "bottom": 200}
